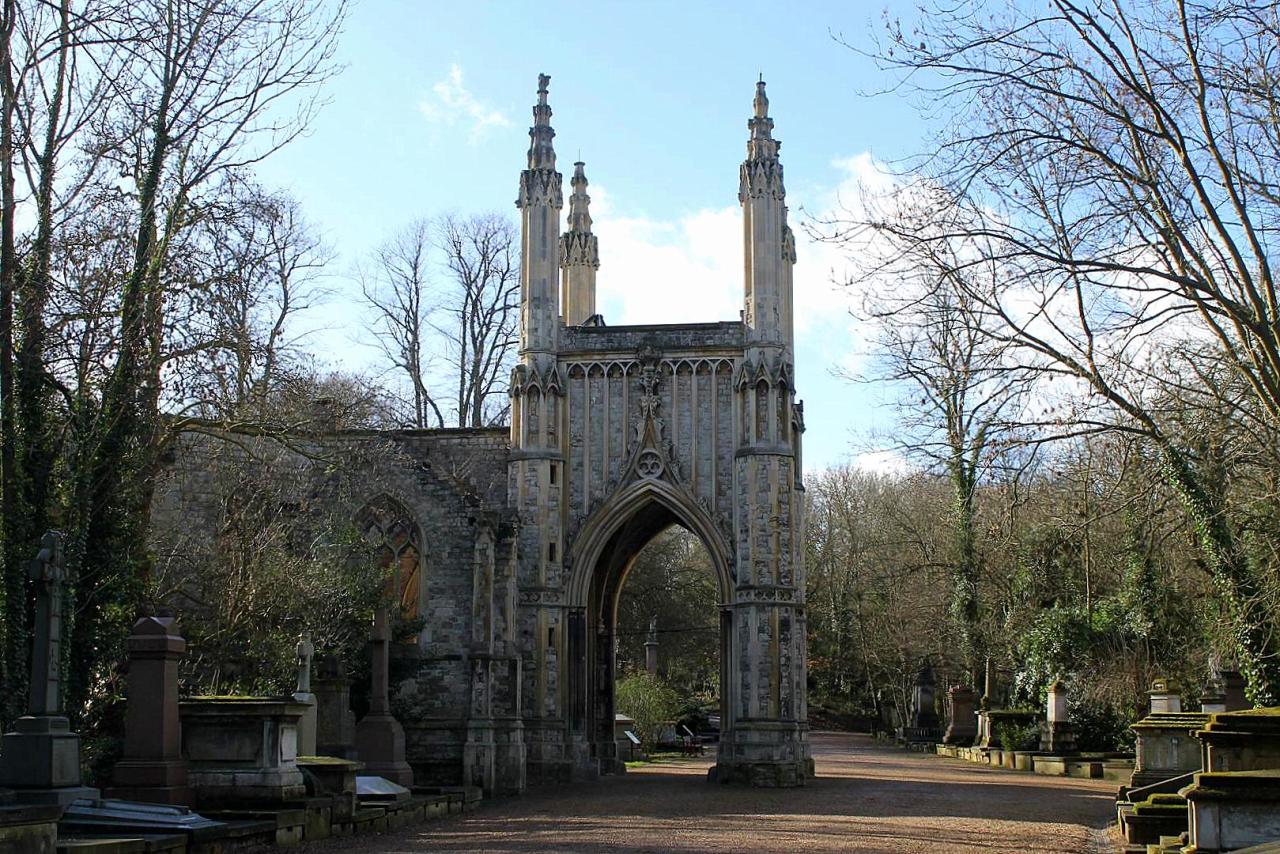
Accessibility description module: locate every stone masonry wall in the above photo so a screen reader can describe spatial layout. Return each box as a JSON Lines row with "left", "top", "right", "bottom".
{"left": 149, "top": 425, "right": 514, "bottom": 787}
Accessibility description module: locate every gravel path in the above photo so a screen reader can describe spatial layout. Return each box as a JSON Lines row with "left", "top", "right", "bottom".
{"left": 300, "top": 732, "right": 1120, "bottom": 853}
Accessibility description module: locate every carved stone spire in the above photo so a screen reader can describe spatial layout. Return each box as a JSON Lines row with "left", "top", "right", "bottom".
{"left": 740, "top": 77, "right": 794, "bottom": 355}
{"left": 560, "top": 161, "right": 599, "bottom": 326}
{"left": 567, "top": 161, "right": 593, "bottom": 233}
{"left": 746, "top": 78, "right": 780, "bottom": 163}
{"left": 516, "top": 73, "right": 563, "bottom": 360}
{"left": 527, "top": 73, "right": 557, "bottom": 171}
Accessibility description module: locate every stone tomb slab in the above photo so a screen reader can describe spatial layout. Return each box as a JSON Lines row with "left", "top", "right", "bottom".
{"left": 355, "top": 776, "right": 410, "bottom": 803}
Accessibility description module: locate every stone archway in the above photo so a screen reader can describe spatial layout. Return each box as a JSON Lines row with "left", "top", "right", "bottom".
{"left": 506, "top": 76, "right": 811, "bottom": 788}
{"left": 565, "top": 481, "right": 735, "bottom": 775}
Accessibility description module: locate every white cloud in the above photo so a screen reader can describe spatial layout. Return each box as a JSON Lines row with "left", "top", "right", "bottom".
{"left": 852, "top": 449, "right": 910, "bottom": 475}
{"left": 584, "top": 154, "right": 905, "bottom": 471}
{"left": 417, "top": 64, "right": 510, "bottom": 143}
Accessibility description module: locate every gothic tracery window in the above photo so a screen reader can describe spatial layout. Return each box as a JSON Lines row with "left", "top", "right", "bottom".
{"left": 357, "top": 496, "right": 422, "bottom": 623}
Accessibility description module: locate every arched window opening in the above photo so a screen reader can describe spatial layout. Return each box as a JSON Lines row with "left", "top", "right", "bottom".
{"left": 357, "top": 496, "right": 423, "bottom": 623}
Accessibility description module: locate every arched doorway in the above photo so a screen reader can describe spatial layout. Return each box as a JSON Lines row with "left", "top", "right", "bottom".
{"left": 562, "top": 480, "right": 746, "bottom": 777}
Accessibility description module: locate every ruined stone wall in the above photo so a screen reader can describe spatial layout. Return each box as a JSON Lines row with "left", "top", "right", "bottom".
{"left": 149, "top": 425, "right": 516, "bottom": 788}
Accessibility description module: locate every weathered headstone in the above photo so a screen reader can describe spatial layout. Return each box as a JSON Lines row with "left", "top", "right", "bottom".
{"left": 943, "top": 685, "right": 977, "bottom": 745}
{"left": 0, "top": 532, "right": 100, "bottom": 805}
{"left": 1200, "top": 677, "right": 1228, "bottom": 714}
{"left": 1181, "top": 709, "right": 1280, "bottom": 852}
{"left": 354, "top": 608, "right": 414, "bottom": 785}
{"left": 1127, "top": 678, "right": 1208, "bottom": 790}
{"left": 314, "top": 654, "right": 357, "bottom": 759}
{"left": 106, "top": 614, "right": 192, "bottom": 805}
{"left": 294, "top": 633, "right": 317, "bottom": 757}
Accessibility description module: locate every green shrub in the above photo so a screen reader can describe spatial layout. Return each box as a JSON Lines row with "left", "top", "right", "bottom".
{"left": 994, "top": 719, "right": 1040, "bottom": 752}
{"left": 616, "top": 672, "right": 681, "bottom": 746}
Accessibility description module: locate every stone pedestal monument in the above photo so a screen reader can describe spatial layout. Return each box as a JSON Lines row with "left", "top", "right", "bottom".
{"left": 106, "top": 614, "right": 192, "bottom": 805}
{"left": 314, "top": 654, "right": 357, "bottom": 759}
{"left": 0, "top": 532, "right": 100, "bottom": 805}
{"left": 943, "top": 685, "right": 977, "bottom": 745}
{"left": 1039, "top": 678, "right": 1077, "bottom": 754}
{"left": 910, "top": 664, "right": 939, "bottom": 729}
{"left": 354, "top": 608, "right": 413, "bottom": 785}
{"left": 293, "top": 634, "right": 317, "bottom": 757}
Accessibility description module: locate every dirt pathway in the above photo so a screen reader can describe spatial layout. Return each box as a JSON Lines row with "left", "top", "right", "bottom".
{"left": 300, "top": 732, "right": 1119, "bottom": 853}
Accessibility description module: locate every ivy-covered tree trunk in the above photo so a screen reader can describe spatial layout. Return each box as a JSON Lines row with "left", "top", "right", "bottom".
{"left": 947, "top": 445, "right": 984, "bottom": 687}
{"left": 1159, "top": 443, "right": 1279, "bottom": 706}
{"left": 0, "top": 0, "right": 30, "bottom": 728}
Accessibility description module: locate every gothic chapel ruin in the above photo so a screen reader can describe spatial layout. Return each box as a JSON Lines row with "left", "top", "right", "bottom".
{"left": 153, "top": 75, "right": 812, "bottom": 793}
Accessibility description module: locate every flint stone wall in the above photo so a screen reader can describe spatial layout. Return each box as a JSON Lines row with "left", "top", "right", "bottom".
{"left": 150, "top": 425, "right": 514, "bottom": 788}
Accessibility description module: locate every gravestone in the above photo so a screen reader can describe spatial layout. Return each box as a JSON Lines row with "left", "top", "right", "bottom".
{"left": 943, "top": 685, "right": 977, "bottom": 745}
{"left": 910, "top": 664, "right": 939, "bottom": 729}
{"left": 1039, "top": 678, "right": 1077, "bottom": 754}
{"left": 180, "top": 697, "right": 308, "bottom": 805}
{"left": 354, "top": 608, "right": 413, "bottom": 785}
{"left": 1181, "top": 709, "right": 1280, "bottom": 852}
{"left": 1221, "top": 669, "right": 1249, "bottom": 711}
{"left": 0, "top": 532, "right": 100, "bottom": 805}
{"left": 314, "top": 654, "right": 357, "bottom": 759}
{"left": 293, "top": 634, "right": 317, "bottom": 757}
{"left": 106, "top": 614, "right": 193, "bottom": 805}
{"left": 1200, "top": 677, "right": 1228, "bottom": 714}
{"left": 1148, "top": 677, "right": 1182, "bottom": 714}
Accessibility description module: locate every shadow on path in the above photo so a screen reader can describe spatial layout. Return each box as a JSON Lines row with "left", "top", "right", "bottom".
{"left": 299, "top": 732, "right": 1117, "bottom": 854}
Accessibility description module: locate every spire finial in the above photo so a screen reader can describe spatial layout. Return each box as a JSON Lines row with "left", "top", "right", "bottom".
{"left": 747, "top": 77, "right": 777, "bottom": 157}
{"left": 526, "top": 73, "right": 556, "bottom": 170}
{"left": 568, "top": 160, "right": 592, "bottom": 233}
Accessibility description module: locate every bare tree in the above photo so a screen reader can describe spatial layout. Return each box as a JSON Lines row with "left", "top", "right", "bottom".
{"left": 435, "top": 213, "right": 520, "bottom": 428}
{"left": 360, "top": 212, "right": 520, "bottom": 429}
{"left": 359, "top": 218, "right": 443, "bottom": 428}
{"left": 172, "top": 180, "right": 331, "bottom": 422}
{"left": 837, "top": 0, "right": 1280, "bottom": 703}
{"left": 63, "top": 0, "right": 346, "bottom": 720}
{"left": 840, "top": 227, "right": 1032, "bottom": 684}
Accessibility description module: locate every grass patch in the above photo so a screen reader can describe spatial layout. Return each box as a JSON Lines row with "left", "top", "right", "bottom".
{"left": 625, "top": 751, "right": 705, "bottom": 768}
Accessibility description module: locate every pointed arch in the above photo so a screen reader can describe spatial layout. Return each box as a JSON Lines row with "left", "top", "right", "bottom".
{"left": 566, "top": 477, "right": 733, "bottom": 607}
{"left": 356, "top": 494, "right": 424, "bottom": 622}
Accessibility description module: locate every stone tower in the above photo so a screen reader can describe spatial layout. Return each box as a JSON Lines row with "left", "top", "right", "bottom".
{"left": 560, "top": 161, "right": 599, "bottom": 325}
{"left": 509, "top": 75, "right": 812, "bottom": 787}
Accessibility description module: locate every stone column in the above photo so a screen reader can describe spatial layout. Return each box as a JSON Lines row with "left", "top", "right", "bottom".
{"left": 293, "top": 634, "right": 317, "bottom": 757}
{"left": 313, "top": 654, "right": 357, "bottom": 759}
{"left": 943, "top": 685, "right": 977, "bottom": 745}
{"left": 644, "top": 617, "right": 658, "bottom": 678}
{"left": 0, "top": 532, "right": 99, "bottom": 805}
{"left": 106, "top": 614, "right": 192, "bottom": 805}
{"left": 354, "top": 608, "right": 413, "bottom": 785}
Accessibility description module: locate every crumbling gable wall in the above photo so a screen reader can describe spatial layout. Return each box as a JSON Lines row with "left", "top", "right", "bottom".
{"left": 149, "top": 425, "right": 517, "bottom": 787}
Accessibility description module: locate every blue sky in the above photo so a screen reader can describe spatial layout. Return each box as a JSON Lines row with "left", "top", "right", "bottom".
{"left": 255, "top": 0, "right": 926, "bottom": 473}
